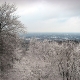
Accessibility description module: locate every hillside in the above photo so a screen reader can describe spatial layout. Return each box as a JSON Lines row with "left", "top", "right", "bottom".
{"left": 1, "top": 39, "right": 80, "bottom": 80}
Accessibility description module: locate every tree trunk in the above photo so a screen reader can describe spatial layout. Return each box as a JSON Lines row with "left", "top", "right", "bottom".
{"left": 63, "top": 72, "right": 65, "bottom": 80}
{"left": 0, "top": 23, "right": 4, "bottom": 74}
{"left": 0, "top": 23, "right": 3, "bottom": 55}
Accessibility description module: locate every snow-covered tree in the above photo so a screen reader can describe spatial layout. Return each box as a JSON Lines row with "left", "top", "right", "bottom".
{"left": 0, "top": 2, "right": 25, "bottom": 79}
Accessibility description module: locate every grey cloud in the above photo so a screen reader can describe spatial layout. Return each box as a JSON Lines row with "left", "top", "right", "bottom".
{"left": 0, "top": 0, "right": 80, "bottom": 11}
{"left": 0, "top": 0, "right": 80, "bottom": 7}
{"left": 0, "top": 0, "right": 41, "bottom": 5}
{"left": 45, "top": 0, "right": 80, "bottom": 10}
{"left": 1, "top": 0, "right": 80, "bottom": 22}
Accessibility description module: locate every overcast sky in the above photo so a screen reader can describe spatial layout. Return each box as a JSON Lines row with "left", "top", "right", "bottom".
{"left": 1, "top": 0, "right": 80, "bottom": 33}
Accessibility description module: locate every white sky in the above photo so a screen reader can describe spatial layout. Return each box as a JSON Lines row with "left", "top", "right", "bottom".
{"left": 1, "top": 0, "right": 80, "bottom": 33}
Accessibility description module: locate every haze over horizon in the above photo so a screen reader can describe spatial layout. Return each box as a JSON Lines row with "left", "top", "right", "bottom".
{"left": 0, "top": 0, "right": 80, "bottom": 33}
